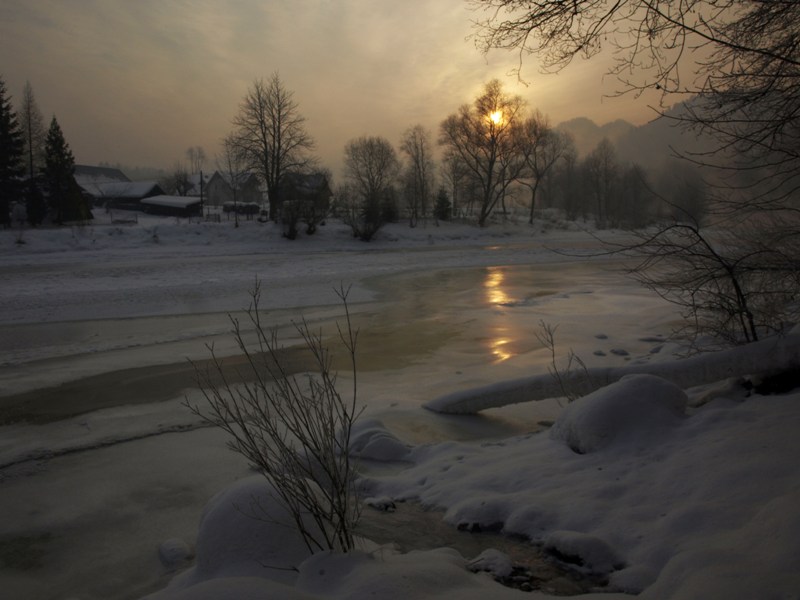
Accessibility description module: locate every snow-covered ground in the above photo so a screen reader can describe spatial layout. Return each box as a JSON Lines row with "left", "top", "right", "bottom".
{"left": 1, "top": 214, "right": 798, "bottom": 599}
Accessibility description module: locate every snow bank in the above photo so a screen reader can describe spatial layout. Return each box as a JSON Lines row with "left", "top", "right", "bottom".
{"left": 366, "top": 383, "right": 800, "bottom": 597}
{"left": 145, "top": 476, "right": 324, "bottom": 598}
{"left": 549, "top": 374, "right": 687, "bottom": 454}
{"left": 149, "top": 375, "right": 800, "bottom": 599}
{"left": 425, "top": 328, "right": 800, "bottom": 413}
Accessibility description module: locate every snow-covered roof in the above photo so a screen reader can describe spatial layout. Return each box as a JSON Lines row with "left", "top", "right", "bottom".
{"left": 140, "top": 195, "right": 202, "bottom": 208}
{"left": 74, "top": 164, "right": 130, "bottom": 185}
{"left": 83, "top": 181, "right": 162, "bottom": 198}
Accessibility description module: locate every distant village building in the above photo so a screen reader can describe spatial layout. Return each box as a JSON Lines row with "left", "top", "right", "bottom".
{"left": 187, "top": 171, "right": 263, "bottom": 207}
{"left": 73, "top": 165, "right": 130, "bottom": 187}
{"left": 85, "top": 181, "right": 165, "bottom": 211}
{"left": 74, "top": 164, "right": 165, "bottom": 211}
{"left": 72, "top": 165, "right": 263, "bottom": 217}
{"left": 140, "top": 195, "right": 202, "bottom": 218}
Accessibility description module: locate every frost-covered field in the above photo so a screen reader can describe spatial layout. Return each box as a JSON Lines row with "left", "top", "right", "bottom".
{"left": 1, "top": 215, "right": 798, "bottom": 599}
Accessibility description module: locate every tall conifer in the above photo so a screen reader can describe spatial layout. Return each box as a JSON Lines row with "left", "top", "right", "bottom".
{"left": 43, "top": 116, "right": 76, "bottom": 224}
{"left": 0, "top": 76, "right": 25, "bottom": 227}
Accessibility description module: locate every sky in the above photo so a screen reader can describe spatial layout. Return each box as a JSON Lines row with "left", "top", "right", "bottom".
{"left": 1, "top": 0, "right": 659, "bottom": 179}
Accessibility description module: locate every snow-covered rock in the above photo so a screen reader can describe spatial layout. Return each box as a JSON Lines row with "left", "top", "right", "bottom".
{"left": 350, "top": 419, "right": 411, "bottom": 462}
{"left": 364, "top": 496, "right": 397, "bottom": 512}
{"left": 158, "top": 538, "right": 194, "bottom": 570}
{"left": 466, "top": 548, "right": 514, "bottom": 578}
{"left": 549, "top": 374, "right": 687, "bottom": 453}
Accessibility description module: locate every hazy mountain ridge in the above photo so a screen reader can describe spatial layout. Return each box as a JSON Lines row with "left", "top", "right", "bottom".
{"left": 557, "top": 103, "right": 713, "bottom": 168}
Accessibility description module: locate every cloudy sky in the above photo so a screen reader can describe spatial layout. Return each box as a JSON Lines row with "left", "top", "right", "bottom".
{"left": 1, "top": 0, "right": 658, "bottom": 177}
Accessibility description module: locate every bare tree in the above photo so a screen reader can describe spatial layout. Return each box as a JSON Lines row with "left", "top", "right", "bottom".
{"left": 616, "top": 217, "right": 800, "bottom": 347}
{"left": 16, "top": 82, "right": 46, "bottom": 225}
{"left": 545, "top": 132, "right": 585, "bottom": 220}
{"left": 470, "top": 1, "right": 800, "bottom": 346}
{"left": 439, "top": 79, "right": 529, "bottom": 226}
{"left": 167, "top": 162, "right": 191, "bottom": 196}
{"left": 519, "top": 111, "right": 567, "bottom": 224}
{"left": 18, "top": 82, "right": 45, "bottom": 182}
{"left": 399, "top": 125, "right": 435, "bottom": 228}
{"left": 582, "top": 138, "right": 618, "bottom": 228}
{"left": 342, "top": 135, "right": 400, "bottom": 241}
{"left": 469, "top": 1, "right": 800, "bottom": 213}
{"left": 441, "top": 151, "right": 470, "bottom": 219}
{"left": 655, "top": 159, "right": 708, "bottom": 224}
{"left": 217, "top": 134, "right": 249, "bottom": 227}
{"left": 186, "top": 145, "right": 206, "bottom": 174}
{"left": 618, "top": 163, "right": 655, "bottom": 229}
{"left": 232, "top": 73, "right": 315, "bottom": 221}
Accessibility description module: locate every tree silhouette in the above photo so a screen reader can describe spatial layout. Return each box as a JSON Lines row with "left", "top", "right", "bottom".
{"left": 18, "top": 82, "right": 47, "bottom": 225}
{"left": 399, "top": 125, "right": 435, "bottom": 228}
{"left": 342, "top": 135, "right": 400, "bottom": 241}
{"left": 232, "top": 73, "right": 315, "bottom": 221}
{"left": 439, "top": 80, "right": 529, "bottom": 226}
{"left": 44, "top": 116, "right": 87, "bottom": 224}
{"left": 0, "top": 77, "right": 25, "bottom": 228}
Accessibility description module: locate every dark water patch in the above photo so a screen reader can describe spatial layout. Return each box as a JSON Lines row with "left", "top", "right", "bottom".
{"left": 355, "top": 500, "right": 603, "bottom": 595}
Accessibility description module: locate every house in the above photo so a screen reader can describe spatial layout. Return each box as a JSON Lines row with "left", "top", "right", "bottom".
{"left": 185, "top": 172, "right": 212, "bottom": 198}
{"left": 186, "top": 171, "right": 264, "bottom": 208}
{"left": 84, "top": 181, "right": 165, "bottom": 210}
{"left": 140, "top": 195, "right": 202, "bottom": 218}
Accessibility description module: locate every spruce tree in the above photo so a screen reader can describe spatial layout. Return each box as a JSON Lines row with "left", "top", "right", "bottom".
{"left": 44, "top": 115, "right": 77, "bottom": 224}
{"left": 0, "top": 76, "right": 25, "bottom": 227}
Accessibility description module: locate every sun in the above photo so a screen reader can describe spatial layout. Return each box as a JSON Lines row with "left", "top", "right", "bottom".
{"left": 488, "top": 110, "right": 503, "bottom": 125}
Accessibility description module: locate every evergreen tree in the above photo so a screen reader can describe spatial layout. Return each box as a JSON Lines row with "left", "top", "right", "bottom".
{"left": 434, "top": 187, "right": 451, "bottom": 222}
{"left": 18, "top": 82, "right": 47, "bottom": 225}
{"left": 0, "top": 76, "right": 25, "bottom": 227}
{"left": 44, "top": 116, "right": 75, "bottom": 224}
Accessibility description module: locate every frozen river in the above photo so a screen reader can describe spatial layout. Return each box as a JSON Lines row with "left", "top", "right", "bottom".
{"left": 0, "top": 220, "right": 681, "bottom": 599}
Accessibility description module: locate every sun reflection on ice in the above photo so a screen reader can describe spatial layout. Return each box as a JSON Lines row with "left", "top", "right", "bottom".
{"left": 484, "top": 267, "right": 515, "bottom": 362}
{"left": 484, "top": 267, "right": 510, "bottom": 306}
{"left": 490, "top": 334, "right": 513, "bottom": 362}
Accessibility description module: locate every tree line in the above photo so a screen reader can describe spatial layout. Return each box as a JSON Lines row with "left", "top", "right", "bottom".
{"left": 223, "top": 72, "right": 709, "bottom": 242}
{"left": 1, "top": 70, "right": 705, "bottom": 237}
{"left": 0, "top": 77, "right": 90, "bottom": 228}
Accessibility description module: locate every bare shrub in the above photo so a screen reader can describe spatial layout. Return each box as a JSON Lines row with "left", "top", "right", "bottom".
{"left": 535, "top": 320, "right": 591, "bottom": 404}
{"left": 616, "top": 218, "right": 799, "bottom": 348}
{"left": 187, "top": 282, "right": 363, "bottom": 553}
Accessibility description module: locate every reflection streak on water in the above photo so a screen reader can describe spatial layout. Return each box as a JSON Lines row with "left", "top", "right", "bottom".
{"left": 484, "top": 267, "right": 515, "bottom": 362}
{"left": 484, "top": 267, "right": 510, "bottom": 306}
{"left": 490, "top": 334, "right": 513, "bottom": 362}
